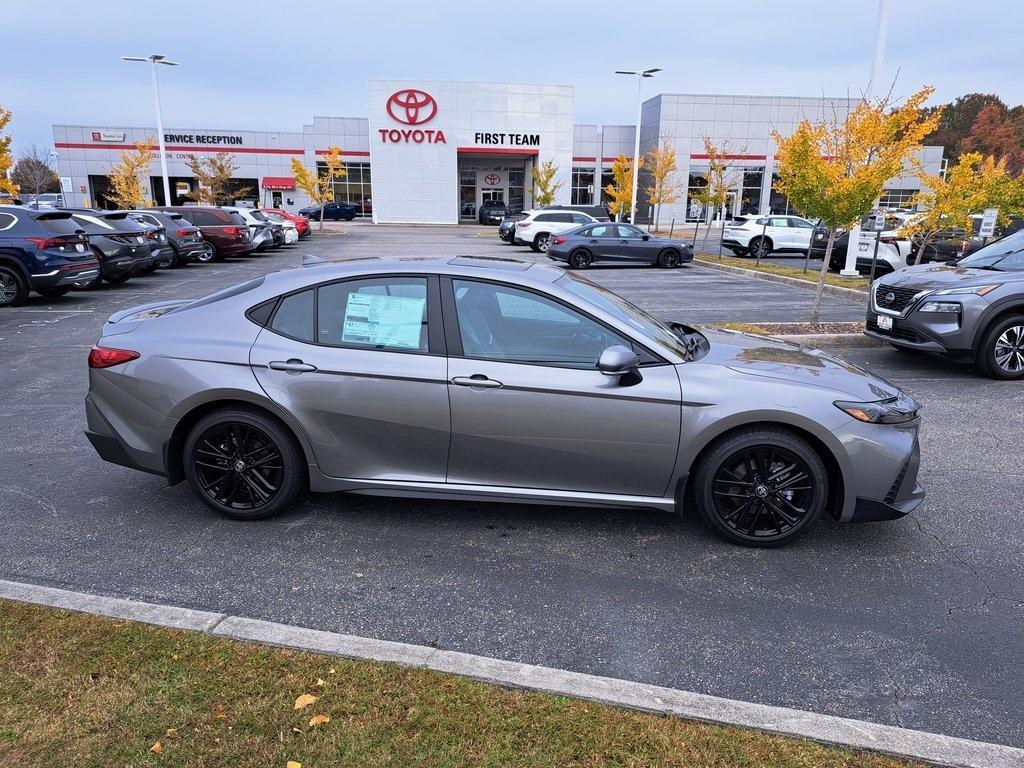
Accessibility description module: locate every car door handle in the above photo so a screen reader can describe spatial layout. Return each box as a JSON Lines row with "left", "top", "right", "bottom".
{"left": 451, "top": 375, "right": 502, "bottom": 389}
{"left": 589, "top": 239, "right": 599, "bottom": 243}
{"left": 268, "top": 359, "right": 317, "bottom": 373}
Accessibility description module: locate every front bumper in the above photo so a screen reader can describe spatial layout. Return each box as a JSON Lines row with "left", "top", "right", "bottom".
{"left": 864, "top": 288, "right": 983, "bottom": 361}
{"left": 848, "top": 433, "right": 925, "bottom": 522}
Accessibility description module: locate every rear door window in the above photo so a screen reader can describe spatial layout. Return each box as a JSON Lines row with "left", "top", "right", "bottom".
{"left": 270, "top": 289, "right": 315, "bottom": 342}
{"left": 189, "top": 210, "right": 222, "bottom": 226}
{"left": 0, "top": 212, "right": 16, "bottom": 231}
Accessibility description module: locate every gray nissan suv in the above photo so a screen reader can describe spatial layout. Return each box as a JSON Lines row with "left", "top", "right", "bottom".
{"left": 85, "top": 256, "right": 924, "bottom": 546}
{"left": 865, "top": 228, "right": 1024, "bottom": 378}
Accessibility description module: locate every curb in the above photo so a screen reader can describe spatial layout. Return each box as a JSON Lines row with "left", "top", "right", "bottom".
{"left": 772, "top": 333, "right": 882, "bottom": 350}
{"left": 695, "top": 257, "right": 870, "bottom": 301}
{"left": 1, "top": 579, "right": 1021, "bottom": 768}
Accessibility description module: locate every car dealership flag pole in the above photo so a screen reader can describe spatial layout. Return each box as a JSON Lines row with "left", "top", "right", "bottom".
{"left": 615, "top": 68, "right": 660, "bottom": 225}
{"left": 122, "top": 54, "right": 178, "bottom": 206}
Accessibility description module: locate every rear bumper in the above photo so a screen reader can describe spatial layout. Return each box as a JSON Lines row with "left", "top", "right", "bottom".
{"left": 29, "top": 262, "right": 101, "bottom": 289}
{"left": 100, "top": 256, "right": 136, "bottom": 278}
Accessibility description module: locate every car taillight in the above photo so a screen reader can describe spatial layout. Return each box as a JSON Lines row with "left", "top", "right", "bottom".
{"left": 879, "top": 236, "right": 899, "bottom": 245}
{"left": 145, "top": 230, "right": 158, "bottom": 240}
{"left": 223, "top": 227, "right": 242, "bottom": 236}
{"left": 517, "top": 222, "right": 531, "bottom": 229}
{"left": 26, "top": 236, "right": 80, "bottom": 249}
{"left": 88, "top": 346, "right": 140, "bottom": 369}
{"left": 176, "top": 229, "right": 192, "bottom": 237}
{"left": 552, "top": 236, "right": 567, "bottom": 245}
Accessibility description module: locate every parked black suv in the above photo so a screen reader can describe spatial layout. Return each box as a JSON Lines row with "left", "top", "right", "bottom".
{"left": 478, "top": 200, "right": 509, "bottom": 224}
{"left": 0, "top": 206, "right": 100, "bottom": 306}
{"left": 865, "top": 228, "right": 1024, "bottom": 379}
{"left": 63, "top": 209, "right": 158, "bottom": 286}
{"left": 127, "top": 210, "right": 206, "bottom": 267}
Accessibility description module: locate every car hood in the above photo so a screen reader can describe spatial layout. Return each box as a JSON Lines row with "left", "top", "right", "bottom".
{"left": 696, "top": 327, "right": 900, "bottom": 401}
{"left": 879, "top": 262, "right": 1024, "bottom": 290}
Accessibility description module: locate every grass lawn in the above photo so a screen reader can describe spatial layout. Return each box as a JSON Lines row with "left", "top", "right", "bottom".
{"left": 695, "top": 254, "right": 872, "bottom": 292}
{"left": 0, "top": 598, "right": 923, "bottom": 768}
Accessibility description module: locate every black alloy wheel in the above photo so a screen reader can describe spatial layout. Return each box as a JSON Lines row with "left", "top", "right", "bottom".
{"left": 694, "top": 428, "right": 827, "bottom": 546}
{"left": 568, "top": 249, "right": 592, "bottom": 269}
{"left": 657, "top": 248, "right": 680, "bottom": 268}
{"left": 748, "top": 237, "right": 771, "bottom": 259}
{"left": 0, "top": 266, "right": 28, "bottom": 307}
{"left": 184, "top": 409, "right": 305, "bottom": 520}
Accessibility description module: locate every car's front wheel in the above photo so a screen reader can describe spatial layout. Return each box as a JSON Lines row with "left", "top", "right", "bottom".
{"left": 976, "top": 314, "right": 1024, "bottom": 380}
{"left": 184, "top": 408, "right": 306, "bottom": 520}
{"left": 691, "top": 427, "right": 828, "bottom": 546}
{"left": 657, "top": 248, "right": 681, "bottom": 268}
{"left": 568, "top": 248, "right": 592, "bottom": 269}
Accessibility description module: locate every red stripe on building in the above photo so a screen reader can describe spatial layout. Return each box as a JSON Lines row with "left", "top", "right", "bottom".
{"left": 54, "top": 142, "right": 305, "bottom": 155}
{"left": 572, "top": 156, "right": 596, "bottom": 162}
{"left": 689, "top": 153, "right": 767, "bottom": 161}
{"left": 315, "top": 149, "right": 371, "bottom": 156}
{"left": 457, "top": 147, "right": 539, "bottom": 156}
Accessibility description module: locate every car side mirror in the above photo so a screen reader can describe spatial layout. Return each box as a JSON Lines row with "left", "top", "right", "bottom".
{"left": 641, "top": 234, "right": 650, "bottom": 241}
{"left": 597, "top": 345, "right": 641, "bottom": 383}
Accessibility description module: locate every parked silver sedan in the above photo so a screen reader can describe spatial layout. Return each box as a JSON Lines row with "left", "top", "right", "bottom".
{"left": 85, "top": 256, "right": 924, "bottom": 546}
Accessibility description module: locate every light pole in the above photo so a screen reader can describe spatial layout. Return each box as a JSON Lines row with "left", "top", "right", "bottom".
{"left": 615, "top": 67, "right": 660, "bottom": 224}
{"left": 122, "top": 54, "right": 178, "bottom": 206}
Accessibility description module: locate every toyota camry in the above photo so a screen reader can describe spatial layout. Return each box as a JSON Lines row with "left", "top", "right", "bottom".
{"left": 85, "top": 256, "right": 924, "bottom": 546}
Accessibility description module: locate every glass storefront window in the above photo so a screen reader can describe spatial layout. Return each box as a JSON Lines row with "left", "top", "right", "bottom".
{"left": 740, "top": 170, "right": 763, "bottom": 215}
{"left": 320, "top": 161, "right": 372, "bottom": 216}
{"left": 685, "top": 171, "right": 708, "bottom": 221}
{"left": 571, "top": 167, "right": 594, "bottom": 205}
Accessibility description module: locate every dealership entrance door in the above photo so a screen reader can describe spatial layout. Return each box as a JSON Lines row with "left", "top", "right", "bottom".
{"left": 457, "top": 151, "right": 534, "bottom": 223}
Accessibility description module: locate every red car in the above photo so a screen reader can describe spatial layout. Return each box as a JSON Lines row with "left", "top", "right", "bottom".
{"left": 263, "top": 208, "right": 311, "bottom": 238}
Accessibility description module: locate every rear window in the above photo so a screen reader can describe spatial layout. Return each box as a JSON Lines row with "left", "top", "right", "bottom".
{"left": 35, "top": 213, "right": 84, "bottom": 235}
{"left": 170, "top": 277, "right": 266, "bottom": 315}
{"left": 249, "top": 211, "right": 269, "bottom": 222}
{"left": 188, "top": 210, "right": 223, "bottom": 226}
{"left": 228, "top": 212, "right": 247, "bottom": 225}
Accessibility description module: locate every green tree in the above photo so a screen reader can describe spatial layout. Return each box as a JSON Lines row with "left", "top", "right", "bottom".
{"left": 774, "top": 86, "right": 941, "bottom": 324}
{"left": 531, "top": 159, "right": 562, "bottom": 206}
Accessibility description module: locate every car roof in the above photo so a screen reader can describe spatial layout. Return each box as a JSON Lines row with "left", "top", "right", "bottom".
{"left": 257, "top": 255, "right": 563, "bottom": 295}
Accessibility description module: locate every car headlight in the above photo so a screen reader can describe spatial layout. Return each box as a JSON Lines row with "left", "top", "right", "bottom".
{"left": 919, "top": 301, "right": 961, "bottom": 313}
{"left": 834, "top": 392, "right": 921, "bottom": 424}
{"left": 931, "top": 284, "right": 1000, "bottom": 296}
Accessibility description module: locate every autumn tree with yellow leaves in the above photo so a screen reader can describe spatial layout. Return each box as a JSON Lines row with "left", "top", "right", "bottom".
{"left": 105, "top": 137, "right": 155, "bottom": 209}
{"left": 0, "top": 106, "right": 19, "bottom": 200}
{"left": 644, "top": 141, "right": 683, "bottom": 232}
{"left": 604, "top": 154, "right": 642, "bottom": 220}
{"left": 185, "top": 152, "right": 251, "bottom": 206}
{"left": 773, "top": 86, "right": 942, "bottom": 323}
{"left": 901, "top": 152, "right": 1024, "bottom": 261}
{"left": 290, "top": 146, "right": 346, "bottom": 230}
{"left": 690, "top": 137, "right": 746, "bottom": 253}
{"left": 531, "top": 159, "right": 563, "bottom": 206}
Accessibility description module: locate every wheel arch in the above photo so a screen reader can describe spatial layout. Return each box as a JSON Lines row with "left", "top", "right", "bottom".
{"left": 0, "top": 250, "right": 31, "bottom": 279}
{"left": 970, "top": 301, "right": 1024, "bottom": 350}
{"left": 676, "top": 418, "right": 847, "bottom": 521}
{"left": 164, "top": 392, "right": 314, "bottom": 485}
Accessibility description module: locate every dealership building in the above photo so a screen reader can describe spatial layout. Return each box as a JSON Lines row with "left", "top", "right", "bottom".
{"left": 52, "top": 79, "right": 942, "bottom": 224}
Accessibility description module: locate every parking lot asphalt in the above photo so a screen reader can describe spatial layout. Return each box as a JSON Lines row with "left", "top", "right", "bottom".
{"left": 1, "top": 225, "right": 1021, "bottom": 748}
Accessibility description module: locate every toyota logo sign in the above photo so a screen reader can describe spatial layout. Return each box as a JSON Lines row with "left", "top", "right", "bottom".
{"left": 484, "top": 173, "right": 501, "bottom": 186}
{"left": 387, "top": 89, "right": 438, "bottom": 126}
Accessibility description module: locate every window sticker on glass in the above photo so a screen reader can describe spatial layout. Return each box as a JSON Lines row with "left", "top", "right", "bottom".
{"left": 341, "top": 292, "right": 426, "bottom": 349}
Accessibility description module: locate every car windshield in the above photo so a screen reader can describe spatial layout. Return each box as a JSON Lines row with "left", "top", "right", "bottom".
{"left": 557, "top": 272, "right": 690, "bottom": 358}
{"left": 957, "top": 229, "right": 1024, "bottom": 271}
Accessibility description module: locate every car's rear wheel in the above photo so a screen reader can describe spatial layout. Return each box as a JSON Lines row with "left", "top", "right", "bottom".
{"left": 532, "top": 233, "right": 551, "bottom": 253}
{"left": 657, "top": 248, "right": 680, "bottom": 268}
{"left": 748, "top": 237, "right": 772, "bottom": 259}
{"left": 568, "top": 248, "right": 592, "bottom": 269}
{"left": 37, "top": 286, "right": 72, "bottom": 299}
{"left": 184, "top": 408, "right": 305, "bottom": 520}
{"left": 976, "top": 315, "right": 1024, "bottom": 380}
{"left": 692, "top": 427, "right": 828, "bottom": 547}
{"left": 196, "top": 243, "right": 216, "bottom": 263}
{"left": 0, "top": 266, "right": 28, "bottom": 307}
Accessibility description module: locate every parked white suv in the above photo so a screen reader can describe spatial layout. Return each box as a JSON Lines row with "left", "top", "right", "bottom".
{"left": 722, "top": 214, "right": 817, "bottom": 258}
{"left": 513, "top": 209, "right": 598, "bottom": 252}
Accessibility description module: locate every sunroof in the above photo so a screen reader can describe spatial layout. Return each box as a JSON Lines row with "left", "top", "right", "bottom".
{"left": 448, "top": 255, "right": 533, "bottom": 271}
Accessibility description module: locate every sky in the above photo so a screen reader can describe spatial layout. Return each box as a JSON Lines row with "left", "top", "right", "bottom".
{"left": 3, "top": 0, "right": 1023, "bottom": 154}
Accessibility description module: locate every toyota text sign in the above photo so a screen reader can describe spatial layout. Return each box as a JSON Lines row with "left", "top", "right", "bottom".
{"left": 380, "top": 89, "right": 446, "bottom": 144}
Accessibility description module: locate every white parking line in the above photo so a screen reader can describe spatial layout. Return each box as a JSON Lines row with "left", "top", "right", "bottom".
{"left": 0, "top": 578, "right": 1019, "bottom": 768}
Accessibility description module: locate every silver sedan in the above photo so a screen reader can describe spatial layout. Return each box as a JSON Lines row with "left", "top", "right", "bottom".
{"left": 85, "top": 256, "right": 924, "bottom": 546}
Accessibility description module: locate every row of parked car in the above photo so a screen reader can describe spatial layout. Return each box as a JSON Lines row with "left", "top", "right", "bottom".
{"left": 0, "top": 204, "right": 312, "bottom": 307}
{"left": 496, "top": 205, "right": 695, "bottom": 269}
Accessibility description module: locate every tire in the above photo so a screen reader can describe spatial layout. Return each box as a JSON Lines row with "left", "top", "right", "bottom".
{"left": 567, "top": 248, "right": 592, "bottom": 269}
{"left": 169, "top": 244, "right": 187, "bottom": 268}
{"left": 691, "top": 427, "right": 828, "bottom": 547}
{"left": 196, "top": 243, "right": 216, "bottom": 264}
{"left": 183, "top": 408, "right": 306, "bottom": 520}
{"left": 532, "top": 233, "right": 551, "bottom": 253}
{"left": 748, "top": 237, "right": 772, "bottom": 259}
{"left": 0, "top": 265, "right": 29, "bottom": 307}
{"left": 105, "top": 272, "right": 132, "bottom": 285}
{"left": 345, "top": 213, "right": 355, "bottom": 221}
{"left": 37, "top": 286, "right": 72, "bottom": 299}
{"left": 975, "top": 314, "right": 1024, "bottom": 380}
{"left": 657, "top": 248, "right": 681, "bottom": 268}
